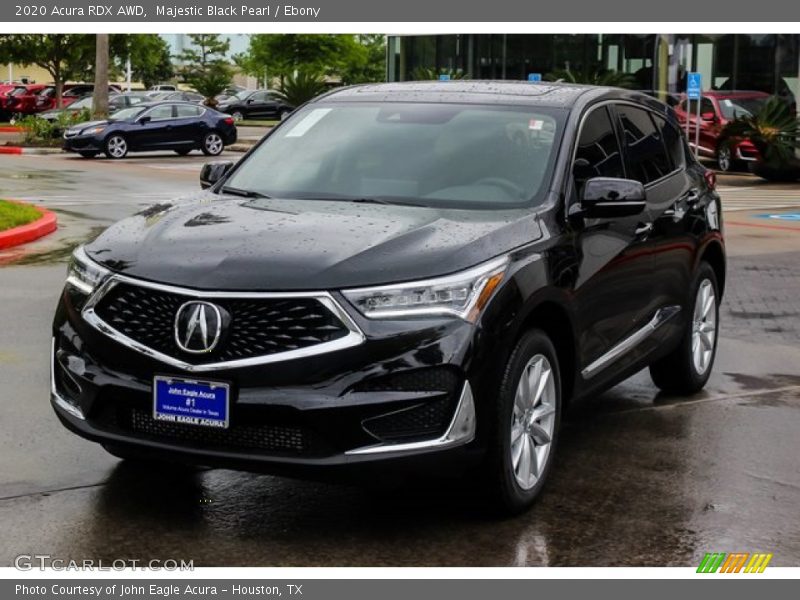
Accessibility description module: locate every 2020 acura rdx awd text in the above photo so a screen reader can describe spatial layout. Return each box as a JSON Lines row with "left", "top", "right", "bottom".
{"left": 52, "top": 82, "right": 724, "bottom": 513}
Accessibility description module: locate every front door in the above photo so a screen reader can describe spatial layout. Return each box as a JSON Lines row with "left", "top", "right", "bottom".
{"left": 568, "top": 104, "right": 659, "bottom": 384}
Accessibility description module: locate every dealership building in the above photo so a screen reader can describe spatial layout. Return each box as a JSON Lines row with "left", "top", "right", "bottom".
{"left": 386, "top": 34, "right": 800, "bottom": 103}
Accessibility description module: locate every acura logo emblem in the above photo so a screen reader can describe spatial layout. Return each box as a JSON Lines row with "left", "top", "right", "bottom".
{"left": 174, "top": 301, "right": 224, "bottom": 354}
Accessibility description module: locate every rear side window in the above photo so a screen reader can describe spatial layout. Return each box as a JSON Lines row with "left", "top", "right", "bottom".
{"left": 616, "top": 105, "right": 672, "bottom": 185}
{"left": 573, "top": 107, "right": 624, "bottom": 195}
{"left": 176, "top": 105, "right": 202, "bottom": 118}
{"left": 653, "top": 115, "right": 685, "bottom": 170}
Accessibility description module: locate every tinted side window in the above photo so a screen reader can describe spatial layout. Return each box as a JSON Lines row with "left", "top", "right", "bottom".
{"left": 573, "top": 107, "right": 624, "bottom": 195}
{"left": 176, "top": 105, "right": 202, "bottom": 118}
{"left": 146, "top": 105, "right": 175, "bottom": 120}
{"left": 653, "top": 115, "right": 685, "bottom": 170}
{"left": 250, "top": 92, "right": 268, "bottom": 102}
{"left": 617, "top": 106, "right": 672, "bottom": 185}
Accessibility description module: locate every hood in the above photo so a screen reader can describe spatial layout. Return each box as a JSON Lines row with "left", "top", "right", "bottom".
{"left": 69, "top": 119, "right": 110, "bottom": 132}
{"left": 85, "top": 195, "right": 542, "bottom": 291}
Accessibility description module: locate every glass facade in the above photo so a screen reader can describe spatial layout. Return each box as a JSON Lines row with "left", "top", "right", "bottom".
{"left": 388, "top": 34, "right": 800, "bottom": 106}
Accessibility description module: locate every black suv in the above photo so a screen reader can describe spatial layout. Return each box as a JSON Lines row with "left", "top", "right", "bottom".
{"left": 51, "top": 82, "right": 724, "bottom": 513}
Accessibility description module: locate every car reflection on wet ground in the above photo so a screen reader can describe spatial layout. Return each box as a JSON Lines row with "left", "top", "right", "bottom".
{"left": 0, "top": 153, "right": 798, "bottom": 566}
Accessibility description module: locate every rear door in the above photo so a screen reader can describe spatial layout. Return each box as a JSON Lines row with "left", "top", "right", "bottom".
{"left": 173, "top": 104, "right": 205, "bottom": 147}
{"left": 569, "top": 104, "right": 659, "bottom": 383}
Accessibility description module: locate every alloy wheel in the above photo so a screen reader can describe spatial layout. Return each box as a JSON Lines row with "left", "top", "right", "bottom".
{"left": 204, "top": 133, "right": 223, "bottom": 155}
{"left": 692, "top": 279, "right": 717, "bottom": 375}
{"left": 510, "top": 354, "right": 557, "bottom": 490}
{"left": 716, "top": 145, "right": 732, "bottom": 172}
{"left": 107, "top": 136, "right": 127, "bottom": 158}
{"left": 232, "top": 111, "right": 243, "bottom": 122}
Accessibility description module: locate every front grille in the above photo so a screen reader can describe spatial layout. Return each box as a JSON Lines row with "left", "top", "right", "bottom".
{"left": 118, "top": 407, "right": 313, "bottom": 455}
{"left": 362, "top": 397, "right": 453, "bottom": 442}
{"left": 93, "top": 282, "right": 351, "bottom": 364}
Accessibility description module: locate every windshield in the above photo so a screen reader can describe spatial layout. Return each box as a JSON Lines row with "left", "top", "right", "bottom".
{"left": 70, "top": 96, "right": 93, "bottom": 109}
{"left": 719, "top": 97, "right": 768, "bottom": 119}
{"left": 223, "top": 102, "right": 564, "bottom": 209}
{"left": 234, "top": 90, "right": 252, "bottom": 101}
{"left": 108, "top": 105, "right": 147, "bottom": 121}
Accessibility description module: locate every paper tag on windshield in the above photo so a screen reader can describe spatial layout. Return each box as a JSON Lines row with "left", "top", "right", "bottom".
{"left": 285, "top": 108, "right": 332, "bottom": 137}
{"left": 528, "top": 119, "right": 544, "bottom": 130}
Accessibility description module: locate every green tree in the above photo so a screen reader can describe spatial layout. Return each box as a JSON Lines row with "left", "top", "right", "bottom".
{"left": 0, "top": 34, "right": 94, "bottom": 107}
{"left": 237, "top": 34, "right": 358, "bottom": 84}
{"left": 274, "top": 70, "right": 328, "bottom": 107}
{"left": 110, "top": 35, "right": 174, "bottom": 89}
{"left": 339, "top": 35, "right": 386, "bottom": 85}
{"left": 176, "top": 34, "right": 232, "bottom": 106}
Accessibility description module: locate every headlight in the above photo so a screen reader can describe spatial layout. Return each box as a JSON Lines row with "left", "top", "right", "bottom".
{"left": 343, "top": 256, "right": 508, "bottom": 322}
{"left": 66, "top": 246, "right": 111, "bottom": 295}
{"left": 81, "top": 126, "right": 105, "bottom": 135}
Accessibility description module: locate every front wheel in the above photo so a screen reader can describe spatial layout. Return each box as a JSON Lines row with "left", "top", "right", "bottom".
{"left": 201, "top": 131, "right": 224, "bottom": 156}
{"left": 715, "top": 142, "right": 740, "bottom": 173}
{"left": 231, "top": 111, "right": 244, "bottom": 122}
{"left": 103, "top": 134, "right": 128, "bottom": 159}
{"left": 650, "top": 262, "right": 720, "bottom": 394}
{"left": 481, "top": 329, "right": 561, "bottom": 514}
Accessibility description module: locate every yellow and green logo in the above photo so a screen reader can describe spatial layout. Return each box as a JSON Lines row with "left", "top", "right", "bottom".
{"left": 697, "top": 552, "right": 773, "bottom": 573}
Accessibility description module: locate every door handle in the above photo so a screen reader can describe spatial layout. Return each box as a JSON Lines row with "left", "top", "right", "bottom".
{"left": 635, "top": 222, "right": 653, "bottom": 237}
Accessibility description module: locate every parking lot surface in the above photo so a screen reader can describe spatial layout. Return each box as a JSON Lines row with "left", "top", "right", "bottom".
{"left": 1, "top": 153, "right": 799, "bottom": 566}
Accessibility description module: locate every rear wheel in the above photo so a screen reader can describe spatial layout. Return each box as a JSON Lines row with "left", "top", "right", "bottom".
{"left": 650, "top": 262, "right": 719, "bottom": 394}
{"left": 482, "top": 329, "right": 561, "bottom": 514}
{"left": 103, "top": 134, "right": 128, "bottom": 159}
{"left": 201, "top": 131, "right": 224, "bottom": 156}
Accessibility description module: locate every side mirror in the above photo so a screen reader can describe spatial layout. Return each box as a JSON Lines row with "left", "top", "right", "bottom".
{"left": 580, "top": 177, "right": 646, "bottom": 218}
{"left": 200, "top": 161, "right": 234, "bottom": 189}
{"left": 701, "top": 111, "right": 716, "bottom": 122}
{"left": 138, "top": 115, "right": 151, "bottom": 124}
{"left": 246, "top": 98, "right": 254, "bottom": 104}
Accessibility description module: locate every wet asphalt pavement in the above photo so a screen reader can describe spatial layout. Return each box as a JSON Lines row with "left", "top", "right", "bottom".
{"left": 0, "top": 154, "right": 799, "bottom": 566}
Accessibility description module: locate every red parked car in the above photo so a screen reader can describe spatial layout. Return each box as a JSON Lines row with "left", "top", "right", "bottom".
{"left": 3, "top": 84, "right": 47, "bottom": 116}
{"left": 674, "top": 90, "right": 770, "bottom": 172}
{"left": 34, "top": 84, "right": 123, "bottom": 112}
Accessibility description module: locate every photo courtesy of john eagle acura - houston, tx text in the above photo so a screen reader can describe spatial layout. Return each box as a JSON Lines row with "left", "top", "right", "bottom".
{"left": 51, "top": 81, "right": 724, "bottom": 513}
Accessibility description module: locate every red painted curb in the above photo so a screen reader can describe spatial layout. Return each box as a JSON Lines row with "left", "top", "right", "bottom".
{"left": 0, "top": 126, "right": 23, "bottom": 133}
{"left": 0, "top": 201, "right": 58, "bottom": 250}
{"left": 0, "top": 146, "right": 23, "bottom": 154}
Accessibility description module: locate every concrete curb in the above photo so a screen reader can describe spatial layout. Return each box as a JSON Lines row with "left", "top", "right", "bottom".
{"left": 228, "top": 143, "right": 255, "bottom": 153}
{"left": 0, "top": 201, "right": 58, "bottom": 250}
{"left": 0, "top": 146, "right": 64, "bottom": 155}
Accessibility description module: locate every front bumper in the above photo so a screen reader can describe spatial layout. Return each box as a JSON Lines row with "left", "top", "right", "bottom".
{"left": 63, "top": 134, "right": 103, "bottom": 153}
{"left": 51, "top": 279, "right": 491, "bottom": 473}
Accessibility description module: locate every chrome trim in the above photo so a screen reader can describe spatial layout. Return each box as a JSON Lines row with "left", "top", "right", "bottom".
{"left": 50, "top": 338, "right": 85, "bottom": 420}
{"left": 581, "top": 305, "right": 681, "bottom": 379}
{"left": 345, "top": 381, "right": 476, "bottom": 455}
{"left": 81, "top": 274, "right": 366, "bottom": 373}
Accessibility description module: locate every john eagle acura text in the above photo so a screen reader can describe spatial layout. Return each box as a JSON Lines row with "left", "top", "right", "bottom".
{"left": 51, "top": 82, "right": 724, "bottom": 513}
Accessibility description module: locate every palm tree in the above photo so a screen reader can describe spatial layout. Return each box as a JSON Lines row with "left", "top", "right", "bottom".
{"left": 274, "top": 71, "right": 328, "bottom": 108}
{"left": 722, "top": 96, "right": 800, "bottom": 169}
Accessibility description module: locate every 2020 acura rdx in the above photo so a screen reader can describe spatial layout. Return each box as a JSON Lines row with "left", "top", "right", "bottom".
{"left": 51, "top": 82, "right": 724, "bottom": 513}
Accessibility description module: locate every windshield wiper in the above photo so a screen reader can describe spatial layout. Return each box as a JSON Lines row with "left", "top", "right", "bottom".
{"left": 219, "top": 186, "right": 271, "bottom": 199}
{"left": 349, "top": 196, "right": 425, "bottom": 207}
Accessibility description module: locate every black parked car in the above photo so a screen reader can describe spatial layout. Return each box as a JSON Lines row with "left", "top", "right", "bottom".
{"left": 62, "top": 101, "right": 237, "bottom": 159}
{"left": 52, "top": 82, "right": 724, "bottom": 513}
{"left": 216, "top": 89, "right": 293, "bottom": 121}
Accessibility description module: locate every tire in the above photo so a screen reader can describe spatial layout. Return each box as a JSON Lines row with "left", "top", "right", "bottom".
{"left": 649, "top": 262, "right": 720, "bottom": 395}
{"left": 174, "top": 148, "right": 192, "bottom": 156}
{"left": 78, "top": 151, "right": 98, "bottom": 159}
{"left": 715, "top": 142, "right": 740, "bottom": 173}
{"left": 231, "top": 111, "right": 244, "bottom": 122}
{"left": 201, "top": 130, "right": 224, "bottom": 156}
{"left": 279, "top": 108, "right": 292, "bottom": 120}
{"left": 103, "top": 134, "right": 128, "bottom": 159}
{"left": 482, "top": 329, "right": 561, "bottom": 514}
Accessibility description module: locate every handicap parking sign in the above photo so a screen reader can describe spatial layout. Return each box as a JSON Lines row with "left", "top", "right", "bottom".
{"left": 528, "top": 73, "right": 542, "bottom": 82}
{"left": 687, "top": 72, "right": 702, "bottom": 100}
{"left": 438, "top": 74, "right": 450, "bottom": 81}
